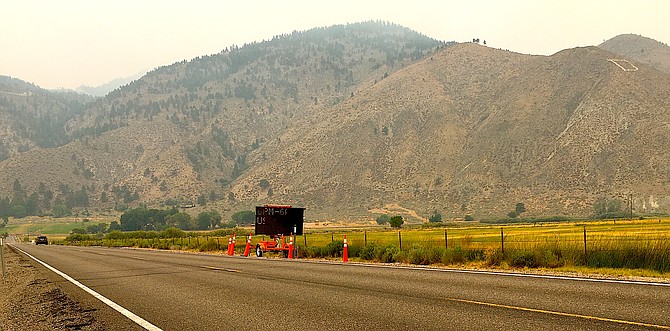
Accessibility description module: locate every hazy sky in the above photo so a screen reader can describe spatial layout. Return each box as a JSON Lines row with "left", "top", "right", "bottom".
{"left": 2, "top": 0, "right": 668, "bottom": 90}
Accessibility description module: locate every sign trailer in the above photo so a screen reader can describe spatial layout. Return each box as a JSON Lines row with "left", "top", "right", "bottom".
{"left": 254, "top": 205, "right": 305, "bottom": 257}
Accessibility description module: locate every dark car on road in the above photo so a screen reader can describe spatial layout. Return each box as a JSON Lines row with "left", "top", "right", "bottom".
{"left": 35, "top": 236, "right": 48, "bottom": 245}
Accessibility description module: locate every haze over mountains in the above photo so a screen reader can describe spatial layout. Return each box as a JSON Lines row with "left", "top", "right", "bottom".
{"left": 75, "top": 71, "right": 147, "bottom": 97}
{"left": 1, "top": 22, "right": 669, "bottom": 220}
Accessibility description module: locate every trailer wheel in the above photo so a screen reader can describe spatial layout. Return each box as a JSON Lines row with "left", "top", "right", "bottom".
{"left": 283, "top": 250, "right": 289, "bottom": 258}
{"left": 255, "top": 244, "right": 263, "bottom": 257}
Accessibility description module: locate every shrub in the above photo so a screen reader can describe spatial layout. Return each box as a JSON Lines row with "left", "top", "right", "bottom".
{"left": 347, "top": 244, "right": 361, "bottom": 258}
{"left": 358, "top": 242, "right": 379, "bottom": 260}
{"left": 209, "top": 228, "right": 238, "bottom": 237}
{"left": 105, "top": 230, "right": 125, "bottom": 240}
{"left": 379, "top": 244, "right": 400, "bottom": 263}
{"left": 66, "top": 233, "right": 95, "bottom": 242}
{"left": 160, "top": 227, "right": 186, "bottom": 238}
{"left": 71, "top": 228, "right": 87, "bottom": 235}
{"left": 407, "top": 245, "right": 442, "bottom": 265}
{"left": 321, "top": 240, "right": 344, "bottom": 257}
{"left": 197, "top": 238, "right": 220, "bottom": 252}
{"left": 442, "top": 246, "right": 473, "bottom": 264}
{"left": 302, "top": 246, "right": 324, "bottom": 258}
{"left": 485, "top": 248, "right": 503, "bottom": 266}
{"left": 509, "top": 250, "right": 540, "bottom": 268}
{"left": 376, "top": 215, "right": 390, "bottom": 225}
{"left": 389, "top": 216, "right": 404, "bottom": 228}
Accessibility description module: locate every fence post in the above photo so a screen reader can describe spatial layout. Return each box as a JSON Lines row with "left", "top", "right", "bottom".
{"left": 364, "top": 231, "right": 367, "bottom": 246}
{"left": 444, "top": 229, "right": 448, "bottom": 249}
{"left": 500, "top": 228, "right": 504, "bottom": 255}
{"left": 1, "top": 238, "right": 6, "bottom": 278}
{"left": 304, "top": 234, "right": 307, "bottom": 247}
{"left": 331, "top": 234, "right": 334, "bottom": 243}
{"left": 398, "top": 231, "right": 402, "bottom": 250}
{"left": 583, "top": 226, "right": 588, "bottom": 266}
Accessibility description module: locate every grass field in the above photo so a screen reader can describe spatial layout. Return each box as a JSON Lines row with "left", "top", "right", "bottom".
{"left": 3, "top": 222, "right": 109, "bottom": 236}
{"left": 296, "top": 219, "right": 670, "bottom": 273}
{"left": 300, "top": 219, "right": 670, "bottom": 249}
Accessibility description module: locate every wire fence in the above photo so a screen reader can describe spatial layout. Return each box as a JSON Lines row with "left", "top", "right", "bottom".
{"left": 56, "top": 221, "right": 670, "bottom": 272}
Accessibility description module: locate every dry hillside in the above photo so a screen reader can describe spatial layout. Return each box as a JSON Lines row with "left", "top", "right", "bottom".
{"left": 0, "top": 22, "right": 444, "bottom": 214}
{"left": 234, "top": 43, "right": 670, "bottom": 219}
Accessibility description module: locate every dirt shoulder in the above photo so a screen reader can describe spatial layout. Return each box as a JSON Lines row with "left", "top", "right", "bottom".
{"left": 0, "top": 246, "right": 105, "bottom": 331}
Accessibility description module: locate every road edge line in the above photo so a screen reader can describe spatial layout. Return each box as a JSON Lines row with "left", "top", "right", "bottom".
{"left": 339, "top": 261, "right": 670, "bottom": 287}
{"left": 10, "top": 244, "right": 163, "bottom": 331}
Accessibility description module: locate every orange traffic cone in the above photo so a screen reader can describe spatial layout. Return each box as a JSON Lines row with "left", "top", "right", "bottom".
{"left": 288, "top": 234, "right": 294, "bottom": 259}
{"left": 343, "top": 234, "right": 349, "bottom": 262}
{"left": 243, "top": 233, "right": 252, "bottom": 257}
{"left": 227, "top": 235, "right": 233, "bottom": 255}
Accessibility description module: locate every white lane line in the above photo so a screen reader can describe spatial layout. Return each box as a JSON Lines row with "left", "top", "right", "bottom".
{"left": 332, "top": 261, "right": 670, "bottom": 287}
{"left": 11, "top": 245, "right": 162, "bottom": 331}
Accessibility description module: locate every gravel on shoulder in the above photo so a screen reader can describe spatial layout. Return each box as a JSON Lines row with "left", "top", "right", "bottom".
{"left": 0, "top": 245, "right": 106, "bottom": 331}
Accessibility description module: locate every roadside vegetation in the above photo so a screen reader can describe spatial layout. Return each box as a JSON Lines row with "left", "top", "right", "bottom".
{"left": 300, "top": 219, "right": 670, "bottom": 273}
{"left": 38, "top": 217, "right": 670, "bottom": 275}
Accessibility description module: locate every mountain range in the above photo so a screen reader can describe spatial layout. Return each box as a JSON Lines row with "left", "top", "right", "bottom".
{"left": 1, "top": 22, "right": 669, "bottom": 221}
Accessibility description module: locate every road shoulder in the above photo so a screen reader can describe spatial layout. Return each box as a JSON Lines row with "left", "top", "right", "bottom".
{"left": 1, "top": 245, "right": 141, "bottom": 331}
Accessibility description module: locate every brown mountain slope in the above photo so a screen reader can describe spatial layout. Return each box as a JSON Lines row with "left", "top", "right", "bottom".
{"left": 233, "top": 43, "right": 670, "bottom": 219}
{"left": 599, "top": 34, "right": 670, "bottom": 74}
{"left": 0, "top": 22, "right": 444, "bottom": 212}
{"left": 0, "top": 118, "right": 198, "bottom": 206}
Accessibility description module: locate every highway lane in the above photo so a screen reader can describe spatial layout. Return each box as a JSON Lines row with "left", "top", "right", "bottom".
{"left": 12, "top": 243, "right": 670, "bottom": 330}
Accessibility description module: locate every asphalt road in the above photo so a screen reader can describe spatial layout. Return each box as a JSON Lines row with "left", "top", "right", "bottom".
{"left": 11, "top": 243, "right": 670, "bottom": 330}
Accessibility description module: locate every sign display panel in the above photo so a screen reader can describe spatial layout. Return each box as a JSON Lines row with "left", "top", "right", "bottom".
{"left": 255, "top": 206, "right": 305, "bottom": 235}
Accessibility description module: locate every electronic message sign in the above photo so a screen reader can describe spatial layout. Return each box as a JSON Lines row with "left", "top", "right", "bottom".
{"left": 255, "top": 205, "right": 305, "bottom": 236}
